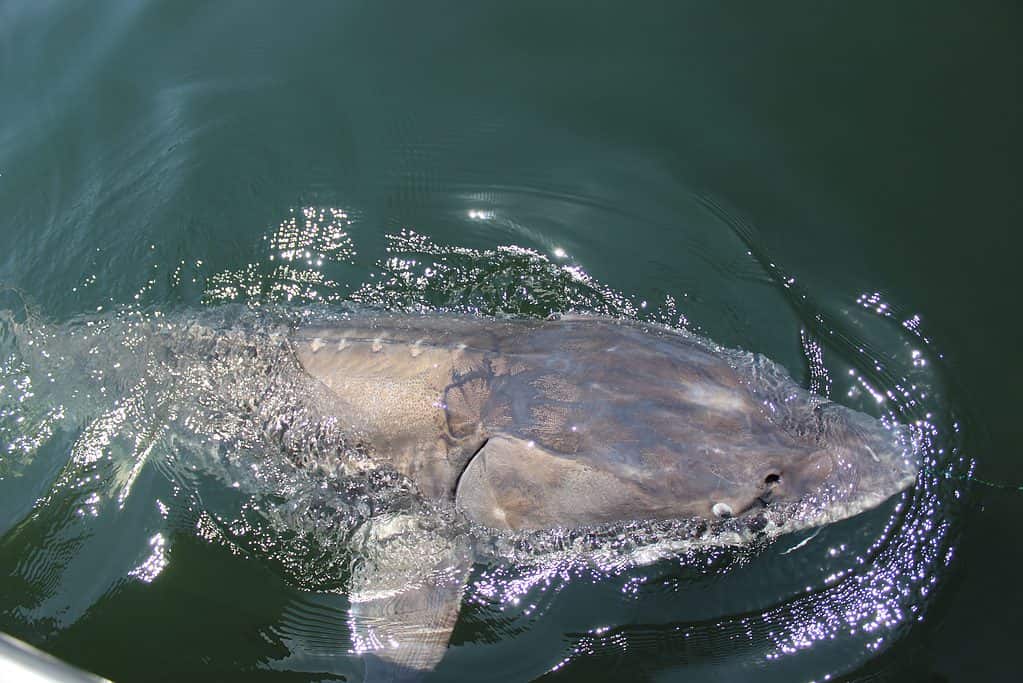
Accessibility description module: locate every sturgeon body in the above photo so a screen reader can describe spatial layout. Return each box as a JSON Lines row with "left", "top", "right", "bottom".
{"left": 291, "top": 313, "right": 916, "bottom": 679}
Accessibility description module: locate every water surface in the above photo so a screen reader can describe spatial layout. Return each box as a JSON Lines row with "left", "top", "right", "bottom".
{"left": 0, "top": 2, "right": 1020, "bottom": 681}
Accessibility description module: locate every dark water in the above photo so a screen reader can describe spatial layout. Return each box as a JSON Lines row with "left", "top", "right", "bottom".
{"left": 0, "top": 2, "right": 1019, "bottom": 681}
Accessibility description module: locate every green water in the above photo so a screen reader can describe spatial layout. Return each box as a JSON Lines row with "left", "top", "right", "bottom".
{"left": 0, "top": 2, "right": 1019, "bottom": 681}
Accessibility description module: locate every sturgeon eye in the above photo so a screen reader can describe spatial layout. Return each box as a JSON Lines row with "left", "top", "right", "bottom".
{"left": 764, "top": 473, "right": 781, "bottom": 486}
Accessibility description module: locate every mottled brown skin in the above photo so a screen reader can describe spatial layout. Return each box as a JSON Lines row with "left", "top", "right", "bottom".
{"left": 294, "top": 314, "right": 911, "bottom": 531}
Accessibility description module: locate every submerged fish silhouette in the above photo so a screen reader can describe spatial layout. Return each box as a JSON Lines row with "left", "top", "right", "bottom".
{"left": 292, "top": 313, "right": 917, "bottom": 679}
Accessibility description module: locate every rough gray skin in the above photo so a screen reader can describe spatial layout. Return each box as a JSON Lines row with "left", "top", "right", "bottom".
{"left": 292, "top": 314, "right": 916, "bottom": 680}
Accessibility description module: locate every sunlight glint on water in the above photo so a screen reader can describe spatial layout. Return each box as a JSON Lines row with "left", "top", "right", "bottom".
{"left": 0, "top": 207, "right": 963, "bottom": 681}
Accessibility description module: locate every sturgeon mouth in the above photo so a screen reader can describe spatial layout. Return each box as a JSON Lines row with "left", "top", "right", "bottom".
{"left": 714, "top": 481, "right": 778, "bottom": 520}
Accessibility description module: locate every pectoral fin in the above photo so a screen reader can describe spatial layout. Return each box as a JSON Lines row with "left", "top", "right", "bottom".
{"left": 454, "top": 435, "right": 638, "bottom": 530}
{"left": 349, "top": 515, "right": 471, "bottom": 681}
